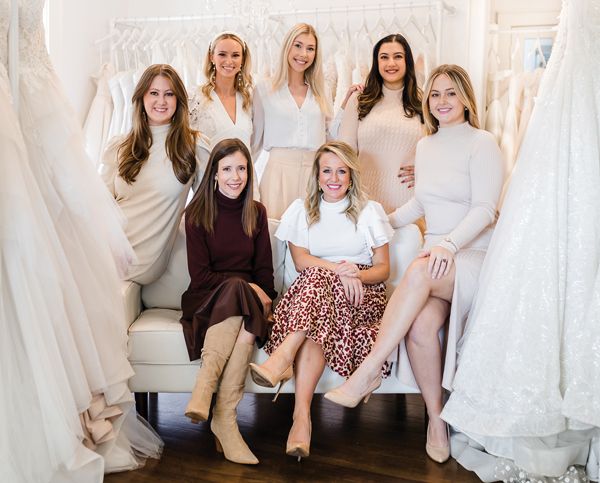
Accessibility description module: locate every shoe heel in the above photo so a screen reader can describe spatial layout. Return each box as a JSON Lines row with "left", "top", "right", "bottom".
{"left": 272, "top": 378, "right": 288, "bottom": 402}
{"left": 214, "top": 436, "right": 223, "bottom": 453}
{"left": 363, "top": 393, "right": 372, "bottom": 404}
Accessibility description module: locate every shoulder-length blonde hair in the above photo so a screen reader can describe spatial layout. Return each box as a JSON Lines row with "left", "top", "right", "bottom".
{"left": 186, "top": 138, "right": 257, "bottom": 237}
{"left": 271, "top": 23, "right": 331, "bottom": 117}
{"left": 305, "top": 141, "right": 367, "bottom": 227}
{"left": 201, "top": 32, "right": 253, "bottom": 112}
{"left": 118, "top": 64, "right": 197, "bottom": 184}
{"left": 422, "top": 64, "right": 480, "bottom": 135}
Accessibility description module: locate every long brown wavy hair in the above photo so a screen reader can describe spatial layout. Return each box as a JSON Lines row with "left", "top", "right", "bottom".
{"left": 118, "top": 64, "right": 197, "bottom": 184}
{"left": 422, "top": 64, "right": 480, "bottom": 135}
{"left": 357, "top": 34, "right": 423, "bottom": 122}
{"left": 305, "top": 141, "right": 367, "bottom": 227}
{"left": 186, "top": 138, "right": 257, "bottom": 237}
{"left": 201, "top": 32, "right": 253, "bottom": 112}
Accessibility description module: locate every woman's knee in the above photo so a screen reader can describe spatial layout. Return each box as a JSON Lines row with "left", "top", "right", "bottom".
{"left": 407, "top": 308, "right": 443, "bottom": 347}
{"left": 403, "top": 258, "right": 430, "bottom": 289}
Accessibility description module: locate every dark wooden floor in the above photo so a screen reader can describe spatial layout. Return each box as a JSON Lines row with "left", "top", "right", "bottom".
{"left": 106, "top": 393, "right": 480, "bottom": 483}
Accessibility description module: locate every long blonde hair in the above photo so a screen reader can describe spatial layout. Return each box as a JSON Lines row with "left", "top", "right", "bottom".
{"left": 305, "top": 141, "right": 367, "bottom": 227}
{"left": 118, "top": 64, "right": 196, "bottom": 184}
{"left": 201, "top": 32, "right": 253, "bottom": 112}
{"left": 271, "top": 23, "right": 331, "bottom": 117}
{"left": 422, "top": 64, "right": 480, "bottom": 135}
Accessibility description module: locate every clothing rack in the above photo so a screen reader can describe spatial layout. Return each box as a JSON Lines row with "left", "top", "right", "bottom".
{"left": 8, "top": 0, "right": 19, "bottom": 111}
{"left": 489, "top": 24, "right": 558, "bottom": 35}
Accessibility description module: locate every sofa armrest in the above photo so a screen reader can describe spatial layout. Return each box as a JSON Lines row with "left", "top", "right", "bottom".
{"left": 121, "top": 280, "right": 142, "bottom": 331}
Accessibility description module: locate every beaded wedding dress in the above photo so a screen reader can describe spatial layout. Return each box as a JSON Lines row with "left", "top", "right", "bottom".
{"left": 0, "top": 0, "right": 163, "bottom": 480}
{"left": 441, "top": 0, "right": 600, "bottom": 481}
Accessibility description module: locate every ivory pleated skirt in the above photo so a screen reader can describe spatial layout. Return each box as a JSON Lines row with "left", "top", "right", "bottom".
{"left": 259, "top": 148, "right": 315, "bottom": 220}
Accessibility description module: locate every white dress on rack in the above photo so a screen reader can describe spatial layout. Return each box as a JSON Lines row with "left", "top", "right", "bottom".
{"left": 441, "top": 0, "right": 600, "bottom": 481}
{"left": 7, "top": 0, "right": 163, "bottom": 473}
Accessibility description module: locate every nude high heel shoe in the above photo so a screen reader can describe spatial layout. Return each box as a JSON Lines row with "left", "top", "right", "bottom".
{"left": 249, "top": 362, "right": 294, "bottom": 402}
{"left": 286, "top": 420, "right": 311, "bottom": 462}
{"left": 324, "top": 375, "right": 382, "bottom": 408}
{"left": 425, "top": 422, "right": 450, "bottom": 463}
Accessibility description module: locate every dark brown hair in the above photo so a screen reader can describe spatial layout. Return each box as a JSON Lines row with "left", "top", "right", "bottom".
{"left": 118, "top": 64, "right": 197, "bottom": 184}
{"left": 186, "top": 138, "right": 257, "bottom": 237}
{"left": 357, "top": 34, "right": 423, "bottom": 122}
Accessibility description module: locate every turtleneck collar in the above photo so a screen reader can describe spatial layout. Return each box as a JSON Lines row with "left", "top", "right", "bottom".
{"left": 382, "top": 84, "right": 404, "bottom": 97}
{"left": 320, "top": 195, "right": 350, "bottom": 212}
{"left": 436, "top": 121, "right": 472, "bottom": 136}
{"left": 216, "top": 188, "right": 245, "bottom": 211}
{"left": 149, "top": 123, "right": 171, "bottom": 138}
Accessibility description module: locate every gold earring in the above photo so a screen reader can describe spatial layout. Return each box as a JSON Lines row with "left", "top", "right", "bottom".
{"left": 214, "top": 178, "right": 218, "bottom": 191}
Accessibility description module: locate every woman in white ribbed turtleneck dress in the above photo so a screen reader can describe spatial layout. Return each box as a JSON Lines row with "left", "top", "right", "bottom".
{"left": 339, "top": 34, "right": 424, "bottom": 213}
{"left": 100, "top": 64, "right": 209, "bottom": 284}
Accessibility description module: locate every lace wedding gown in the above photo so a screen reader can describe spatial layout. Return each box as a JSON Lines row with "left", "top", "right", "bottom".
{"left": 441, "top": 0, "right": 600, "bottom": 481}
{"left": 1, "top": 0, "right": 163, "bottom": 479}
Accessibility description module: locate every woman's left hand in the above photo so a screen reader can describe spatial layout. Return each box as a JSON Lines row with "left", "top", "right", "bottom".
{"left": 249, "top": 283, "right": 273, "bottom": 319}
{"left": 421, "top": 246, "right": 454, "bottom": 280}
{"left": 398, "top": 165, "right": 415, "bottom": 188}
{"left": 341, "top": 83, "right": 365, "bottom": 109}
{"left": 340, "top": 275, "right": 364, "bottom": 307}
{"left": 335, "top": 261, "right": 361, "bottom": 278}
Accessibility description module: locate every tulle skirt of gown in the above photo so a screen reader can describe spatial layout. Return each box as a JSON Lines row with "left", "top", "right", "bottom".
{"left": 441, "top": 1, "right": 600, "bottom": 481}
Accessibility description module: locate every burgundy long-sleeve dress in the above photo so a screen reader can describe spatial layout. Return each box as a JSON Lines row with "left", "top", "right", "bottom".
{"left": 180, "top": 190, "right": 276, "bottom": 361}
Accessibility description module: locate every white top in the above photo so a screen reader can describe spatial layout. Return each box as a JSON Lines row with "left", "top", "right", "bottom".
{"left": 389, "top": 122, "right": 505, "bottom": 253}
{"left": 252, "top": 80, "right": 341, "bottom": 155}
{"left": 276, "top": 197, "right": 394, "bottom": 265}
{"left": 189, "top": 89, "right": 253, "bottom": 149}
{"left": 99, "top": 124, "right": 210, "bottom": 284}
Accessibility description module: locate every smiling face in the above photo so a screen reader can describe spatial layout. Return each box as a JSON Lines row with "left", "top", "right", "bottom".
{"left": 377, "top": 41, "right": 406, "bottom": 89}
{"left": 318, "top": 151, "right": 351, "bottom": 203}
{"left": 428, "top": 74, "right": 466, "bottom": 128}
{"left": 215, "top": 150, "right": 248, "bottom": 199}
{"left": 210, "top": 37, "right": 244, "bottom": 81}
{"left": 143, "top": 75, "right": 177, "bottom": 126}
{"left": 287, "top": 32, "right": 316, "bottom": 74}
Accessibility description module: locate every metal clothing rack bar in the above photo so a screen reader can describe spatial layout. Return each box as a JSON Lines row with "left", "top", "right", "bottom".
{"left": 111, "top": 13, "right": 235, "bottom": 27}
{"left": 490, "top": 24, "right": 558, "bottom": 35}
{"left": 8, "top": 0, "right": 19, "bottom": 111}
{"left": 269, "top": 1, "right": 456, "bottom": 18}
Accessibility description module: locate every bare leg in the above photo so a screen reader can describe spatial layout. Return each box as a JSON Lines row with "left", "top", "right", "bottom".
{"left": 288, "top": 338, "right": 326, "bottom": 450}
{"left": 236, "top": 326, "right": 256, "bottom": 346}
{"left": 406, "top": 297, "right": 450, "bottom": 447}
{"left": 333, "top": 258, "right": 455, "bottom": 397}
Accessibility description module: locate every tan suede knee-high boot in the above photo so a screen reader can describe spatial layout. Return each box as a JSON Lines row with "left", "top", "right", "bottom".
{"left": 210, "top": 341, "right": 258, "bottom": 465}
{"left": 185, "top": 316, "right": 243, "bottom": 423}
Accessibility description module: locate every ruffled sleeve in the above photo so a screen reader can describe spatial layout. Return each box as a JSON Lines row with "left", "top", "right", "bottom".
{"left": 357, "top": 201, "right": 394, "bottom": 256}
{"left": 274, "top": 199, "right": 309, "bottom": 248}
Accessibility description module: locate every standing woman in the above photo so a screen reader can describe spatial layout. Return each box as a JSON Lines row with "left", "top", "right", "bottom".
{"left": 189, "top": 32, "right": 253, "bottom": 149}
{"left": 100, "top": 64, "right": 209, "bottom": 284}
{"left": 339, "top": 34, "right": 424, "bottom": 213}
{"left": 326, "top": 65, "right": 505, "bottom": 464}
{"left": 252, "top": 23, "right": 333, "bottom": 219}
{"left": 181, "top": 139, "right": 276, "bottom": 465}
{"left": 250, "top": 141, "right": 393, "bottom": 460}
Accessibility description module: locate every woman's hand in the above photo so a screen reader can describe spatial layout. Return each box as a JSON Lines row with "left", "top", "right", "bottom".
{"left": 341, "top": 83, "right": 365, "bottom": 109}
{"left": 420, "top": 246, "right": 454, "bottom": 280}
{"left": 334, "top": 261, "right": 361, "bottom": 278}
{"left": 339, "top": 275, "right": 364, "bottom": 307}
{"left": 249, "top": 283, "right": 273, "bottom": 319}
{"left": 398, "top": 165, "right": 415, "bottom": 188}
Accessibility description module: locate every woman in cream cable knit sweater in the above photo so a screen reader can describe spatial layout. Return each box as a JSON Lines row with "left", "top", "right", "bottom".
{"left": 339, "top": 34, "right": 424, "bottom": 213}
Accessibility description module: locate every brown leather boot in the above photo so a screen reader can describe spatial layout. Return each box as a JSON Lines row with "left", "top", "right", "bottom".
{"left": 184, "top": 316, "right": 242, "bottom": 423}
{"left": 210, "top": 341, "right": 258, "bottom": 465}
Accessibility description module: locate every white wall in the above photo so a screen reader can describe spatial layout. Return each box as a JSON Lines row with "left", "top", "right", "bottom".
{"left": 48, "top": 0, "right": 490, "bottom": 123}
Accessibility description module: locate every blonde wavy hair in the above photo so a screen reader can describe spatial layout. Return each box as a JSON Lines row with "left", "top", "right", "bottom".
{"left": 201, "top": 32, "right": 253, "bottom": 112}
{"left": 271, "top": 23, "right": 331, "bottom": 117}
{"left": 422, "top": 64, "right": 480, "bottom": 135}
{"left": 305, "top": 141, "right": 367, "bottom": 227}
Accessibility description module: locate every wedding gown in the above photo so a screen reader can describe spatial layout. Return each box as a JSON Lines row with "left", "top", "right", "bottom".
{"left": 1, "top": 0, "right": 163, "bottom": 476}
{"left": 441, "top": 0, "right": 600, "bottom": 481}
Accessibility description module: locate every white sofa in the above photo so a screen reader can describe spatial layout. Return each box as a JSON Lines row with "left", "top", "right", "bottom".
{"left": 123, "top": 219, "right": 423, "bottom": 406}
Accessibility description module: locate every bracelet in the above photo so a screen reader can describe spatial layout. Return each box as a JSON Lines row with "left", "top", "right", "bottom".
{"left": 443, "top": 237, "right": 459, "bottom": 252}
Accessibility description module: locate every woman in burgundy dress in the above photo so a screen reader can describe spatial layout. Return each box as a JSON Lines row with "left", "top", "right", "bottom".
{"left": 180, "top": 138, "right": 276, "bottom": 465}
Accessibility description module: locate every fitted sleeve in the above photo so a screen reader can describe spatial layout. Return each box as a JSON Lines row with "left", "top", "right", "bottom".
{"left": 326, "top": 107, "right": 345, "bottom": 140}
{"left": 184, "top": 216, "right": 227, "bottom": 291}
{"left": 357, "top": 201, "right": 394, "bottom": 256}
{"left": 251, "top": 203, "right": 277, "bottom": 300}
{"left": 337, "top": 92, "right": 359, "bottom": 149}
{"left": 439, "top": 132, "right": 505, "bottom": 254}
{"left": 388, "top": 197, "right": 425, "bottom": 228}
{"left": 250, "top": 84, "right": 266, "bottom": 158}
{"left": 275, "top": 199, "right": 309, "bottom": 248}
{"left": 98, "top": 136, "right": 124, "bottom": 197}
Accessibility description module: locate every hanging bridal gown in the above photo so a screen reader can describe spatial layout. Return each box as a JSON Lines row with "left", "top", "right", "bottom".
{"left": 441, "top": 0, "right": 600, "bottom": 481}
{"left": 2, "top": 0, "right": 163, "bottom": 474}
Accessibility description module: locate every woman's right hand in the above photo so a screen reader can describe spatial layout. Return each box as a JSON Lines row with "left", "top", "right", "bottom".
{"left": 249, "top": 283, "right": 273, "bottom": 319}
{"left": 334, "top": 261, "right": 361, "bottom": 278}
{"left": 341, "top": 83, "right": 365, "bottom": 110}
{"left": 339, "top": 275, "right": 364, "bottom": 307}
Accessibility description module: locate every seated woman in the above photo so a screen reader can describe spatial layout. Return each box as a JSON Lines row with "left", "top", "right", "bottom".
{"left": 325, "top": 65, "right": 505, "bottom": 464}
{"left": 180, "top": 138, "right": 276, "bottom": 466}
{"left": 249, "top": 140, "right": 393, "bottom": 461}
{"left": 100, "top": 64, "right": 208, "bottom": 284}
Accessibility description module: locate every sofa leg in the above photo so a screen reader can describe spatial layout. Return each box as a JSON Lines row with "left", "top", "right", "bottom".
{"left": 135, "top": 392, "right": 149, "bottom": 419}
